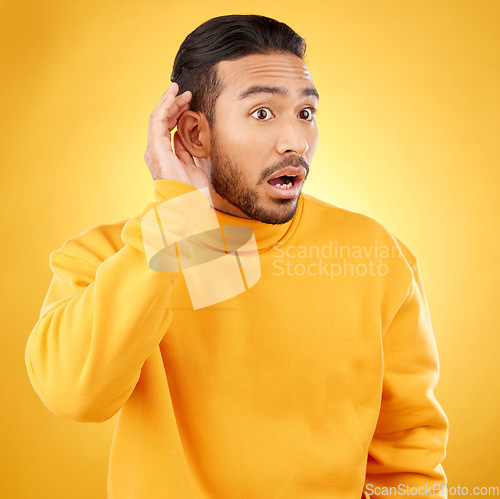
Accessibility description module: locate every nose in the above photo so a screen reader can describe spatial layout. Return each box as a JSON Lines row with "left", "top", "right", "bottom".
{"left": 276, "top": 117, "right": 309, "bottom": 156}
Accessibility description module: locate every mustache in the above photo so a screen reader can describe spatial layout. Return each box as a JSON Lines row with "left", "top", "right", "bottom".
{"left": 259, "top": 156, "right": 310, "bottom": 183}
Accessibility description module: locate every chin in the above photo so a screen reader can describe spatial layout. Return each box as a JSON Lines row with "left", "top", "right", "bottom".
{"left": 252, "top": 196, "right": 299, "bottom": 225}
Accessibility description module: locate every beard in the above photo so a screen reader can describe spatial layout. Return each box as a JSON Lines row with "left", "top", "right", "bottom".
{"left": 208, "top": 136, "right": 309, "bottom": 225}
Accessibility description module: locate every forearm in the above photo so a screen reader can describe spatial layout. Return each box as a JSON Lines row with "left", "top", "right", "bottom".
{"left": 25, "top": 180, "right": 200, "bottom": 423}
{"left": 364, "top": 254, "right": 449, "bottom": 498}
{"left": 25, "top": 216, "right": 179, "bottom": 423}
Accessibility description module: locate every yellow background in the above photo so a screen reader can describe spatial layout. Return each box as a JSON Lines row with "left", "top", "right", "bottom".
{"left": 1, "top": 0, "right": 498, "bottom": 497}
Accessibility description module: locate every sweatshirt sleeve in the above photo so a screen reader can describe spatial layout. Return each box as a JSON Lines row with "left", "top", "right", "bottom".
{"left": 364, "top": 257, "right": 449, "bottom": 498}
{"left": 25, "top": 179, "right": 200, "bottom": 423}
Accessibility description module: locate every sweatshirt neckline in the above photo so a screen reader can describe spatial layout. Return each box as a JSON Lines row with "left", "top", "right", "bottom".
{"left": 213, "top": 195, "right": 304, "bottom": 253}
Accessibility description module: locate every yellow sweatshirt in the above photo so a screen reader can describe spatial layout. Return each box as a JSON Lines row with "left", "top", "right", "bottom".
{"left": 25, "top": 180, "right": 448, "bottom": 498}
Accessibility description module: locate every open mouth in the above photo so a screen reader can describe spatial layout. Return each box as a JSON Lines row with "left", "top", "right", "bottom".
{"left": 267, "top": 175, "right": 298, "bottom": 190}
{"left": 265, "top": 165, "right": 307, "bottom": 198}
{"left": 266, "top": 174, "right": 304, "bottom": 198}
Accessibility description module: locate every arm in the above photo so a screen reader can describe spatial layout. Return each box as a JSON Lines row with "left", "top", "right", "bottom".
{"left": 25, "top": 82, "right": 210, "bottom": 423}
{"left": 25, "top": 180, "right": 200, "bottom": 423}
{"left": 364, "top": 257, "right": 449, "bottom": 498}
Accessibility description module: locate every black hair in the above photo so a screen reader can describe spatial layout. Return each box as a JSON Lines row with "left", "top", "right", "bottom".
{"left": 170, "top": 14, "right": 306, "bottom": 127}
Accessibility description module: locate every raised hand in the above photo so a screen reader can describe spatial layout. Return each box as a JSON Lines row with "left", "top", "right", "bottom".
{"left": 144, "top": 82, "right": 210, "bottom": 190}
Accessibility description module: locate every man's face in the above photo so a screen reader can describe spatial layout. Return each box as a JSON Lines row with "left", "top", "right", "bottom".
{"left": 206, "top": 52, "right": 319, "bottom": 224}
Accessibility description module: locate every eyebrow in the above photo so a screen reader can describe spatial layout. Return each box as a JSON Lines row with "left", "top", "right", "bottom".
{"left": 238, "top": 85, "right": 320, "bottom": 101}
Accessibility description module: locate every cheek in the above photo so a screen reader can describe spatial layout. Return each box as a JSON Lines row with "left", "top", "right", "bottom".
{"left": 222, "top": 120, "right": 274, "bottom": 159}
{"left": 307, "top": 127, "right": 319, "bottom": 157}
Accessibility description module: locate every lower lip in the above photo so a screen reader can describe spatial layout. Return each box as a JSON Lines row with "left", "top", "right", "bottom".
{"left": 266, "top": 178, "right": 303, "bottom": 199}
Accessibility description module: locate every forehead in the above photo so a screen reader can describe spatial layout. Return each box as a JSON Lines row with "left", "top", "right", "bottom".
{"left": 216, "top": 53, "right": 315, "bottom": 96}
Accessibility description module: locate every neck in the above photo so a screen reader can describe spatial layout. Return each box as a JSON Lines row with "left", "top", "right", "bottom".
{"left": 208, "top": 185, "right": 253, "bottom": 219}
{"left": 211, "top": 194, "right": 304, "bottom": 253}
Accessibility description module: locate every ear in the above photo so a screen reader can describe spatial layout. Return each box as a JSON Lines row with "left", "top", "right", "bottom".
{"left": 176, "top": 111, "right": 211, "bottom": 159}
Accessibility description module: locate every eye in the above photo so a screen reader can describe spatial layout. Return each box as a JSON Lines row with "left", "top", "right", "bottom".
{"left": 299, "top": 107, "right": 316, "bottom": 121}
{"left": 251, "top": 108, "right": 274, "bottom": 121}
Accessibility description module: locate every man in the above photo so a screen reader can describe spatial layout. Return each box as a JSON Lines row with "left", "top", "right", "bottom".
{"left": 25, "top": 14, "right": 449, "bottom": 498}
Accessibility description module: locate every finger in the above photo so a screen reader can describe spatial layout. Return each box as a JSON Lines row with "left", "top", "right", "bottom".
{"left": 151, "top": 82, "right": 179, "bottom": 116}
{"left": 155, "top": 89, "right": 191, "bottom": 120}
{"left": 165, "top": 102, "right": 191, "bottom": 130}
{"left": 154, "top": 93, "right": 192, "bottom": 136}
{"left": 149, "top": 93, "right": 176, "bottom": 139}
{"left": 151, "top": 88, "right": 191, "bottom": 127}
{"left": 173, "top": 131, "right": 197, "bottom": 167}
{"left": 154, "top": 86, "right": 191, "bottom": 118}
{"left": 160, "top": 87, "right": 191, "bottom": 112}
{"left": 164, "top": 92, "right": 192, "bottom": 122}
